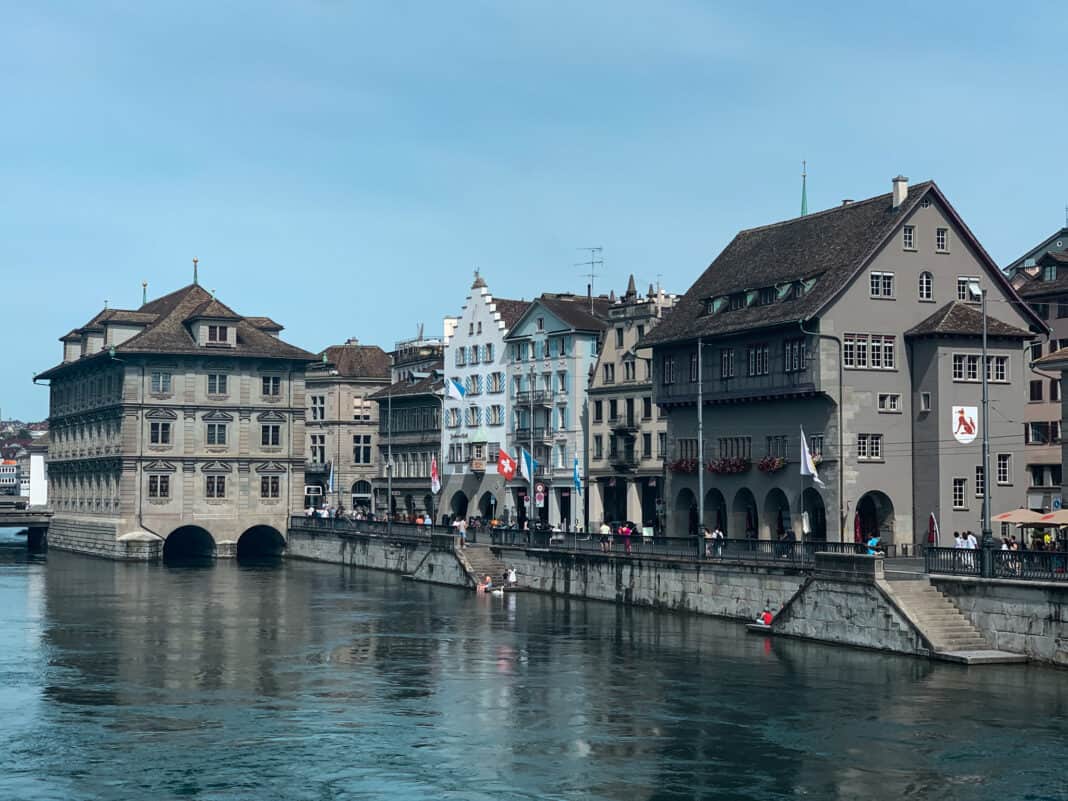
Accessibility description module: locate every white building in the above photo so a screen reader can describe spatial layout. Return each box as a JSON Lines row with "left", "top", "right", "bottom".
{"left": 16, "top": 435, "right": 49, "bottom": 506}
{"left": 441, "top": 273, "right": 529, "bottom": 521}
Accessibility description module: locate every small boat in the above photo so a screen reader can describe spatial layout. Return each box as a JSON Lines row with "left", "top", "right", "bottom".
{"left": 746, "top": 623, "right": 773, "bottom": 634}
{"left": 490, "top": 588, "right": 504, "bottom": 596}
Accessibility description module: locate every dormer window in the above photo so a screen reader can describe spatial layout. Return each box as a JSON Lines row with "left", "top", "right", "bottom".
{"left": 758, "top": 287, "right": 776, "bottom": 306}
{"left": 729, "top": 294, "right": 746, "bottom": 311}
{"left": 1043, "top": 264, "right": 1057, "bottom": 282}
{"left": 208, "top": 325, "right": 228, "bottom": 343}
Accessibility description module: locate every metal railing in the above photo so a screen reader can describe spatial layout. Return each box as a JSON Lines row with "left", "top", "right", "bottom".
{"left": 925, "top": 546, "right": 1068, "bottom": 581}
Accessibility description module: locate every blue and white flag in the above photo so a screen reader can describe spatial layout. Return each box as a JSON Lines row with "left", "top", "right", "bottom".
{"left": 573, "top": 456, "right": 582, "bottom": 495}
{"left": 446, "top": 378, "right": 466, "bottom": 401}
{"left": 327, "top": 461, "right": 334, "bottom": 494}
{"left": 520, "top": 448, "right": 539, "bottom": 481}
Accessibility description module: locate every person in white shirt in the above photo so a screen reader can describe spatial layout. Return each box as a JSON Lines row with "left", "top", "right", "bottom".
{"left": 711, "top": 527, "right": 725, "bottom": 557}
{"left": 966, "top": 531, "right": 978, "bottom": 549}
{"left": 953, "top": 532, "right": 964, "bottom": 548}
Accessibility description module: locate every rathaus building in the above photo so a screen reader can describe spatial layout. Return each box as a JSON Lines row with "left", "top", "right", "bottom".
{"left": 35, "top": 281, "right": 316, "bottom": 560}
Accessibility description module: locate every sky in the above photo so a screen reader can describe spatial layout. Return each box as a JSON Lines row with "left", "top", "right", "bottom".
{"left": 2, "top": 1, "right": 1066, "bottom": 420}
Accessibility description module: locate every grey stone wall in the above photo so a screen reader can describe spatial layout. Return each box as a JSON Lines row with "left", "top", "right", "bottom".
{"left": 47, "top": 516, "right": 161, "bottom": 561}
{"left": 497, "top": 549, "right": 805, "bottom": 620}
{"left": 932, "top": 577, "right": 1068, "bottom": 666}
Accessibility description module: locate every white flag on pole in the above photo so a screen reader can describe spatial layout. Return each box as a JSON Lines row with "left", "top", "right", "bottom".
{"left": 800, "top": 426, "right": 825, "bottom": 488}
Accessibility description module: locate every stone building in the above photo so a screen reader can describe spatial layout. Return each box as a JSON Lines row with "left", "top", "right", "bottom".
{"left": 587, "top": 277, "right": 677, "bottom": 529}
{"left": 642, "top": 177, "right": 1044, "bottom": 548}
{"left": 35, "top": 282, "right": 317, "bottom": 560}
{"left": 504, "top": 293, "right": 611, "bottom": 529}
{"left": 441, "top": 272, "right": 529, "bottom": 522}
{"left": 303, "top": 339, "right": 391, "bottom": 513}
{"left": 1008, "top": 232, "right": 1068, "bottom": 511}
{"left": 369, "top": 333, "right": 445, "bottom": 521}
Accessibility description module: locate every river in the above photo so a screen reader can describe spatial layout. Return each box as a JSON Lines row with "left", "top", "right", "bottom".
{"left": 0, "top": 528, "right": 1066, "bottom": 801}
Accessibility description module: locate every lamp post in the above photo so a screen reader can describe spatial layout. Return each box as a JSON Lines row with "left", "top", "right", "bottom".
{"left": 696, "top": 337, "right": 704, "bottom": 560}
{"left": 969, "top": 282, "right": 993, "bottom": 575}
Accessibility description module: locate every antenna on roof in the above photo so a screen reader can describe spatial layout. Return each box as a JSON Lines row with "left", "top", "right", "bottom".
{"left": 104, "top": 299, "right": 108, "bottom": 310}
{"left": 801, "top": 160, "right": 808, "bottom": 217}
{"left": 576, "top": 247, "right": 604, "bottom": 312}
{"left": 193, "top": 257, "right": 199, "bottom": 286}
{"left": 142, "top": 281, "right": 147, "bottom": 305}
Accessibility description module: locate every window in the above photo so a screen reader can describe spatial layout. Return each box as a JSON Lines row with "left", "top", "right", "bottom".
{"left": 690, "top": 352, "right": 699, "bottom": 382}
{"left": 936, "top": 228, "right": 949, "bottom": 252}
{"left": 261, "top": 476, "right": 280, "bottom": 498}
{"left": 988, "top": 356, "right": 1008, "bottom": 383}
{"left": 262, "top": 376, "right": 281, "bottom": 397}
{"left": 468, "top": 322, "right": 474, "bottom": 336}
{"left": 1025, "top": 422, "right": 1050, "bottom": 444}
{"left": 843, "top": 334, "right": 894, "bottom": 370}
{"left": 465, "top": 406, "right": 481, "bottom": 427}
{"left": 310, "top": 434, "right": 326, "bottom": 462}
{"left": 878, "top": 393, "right": 901, "bottom": 412}
{"left": 311, "top": 395, "right": 326, "bottom": 421}
{"left": 1033, "top": 303, "right": 1050, "bottom": 321}
{"left": 624, "top": 361, "right": 636, "bottom": 381}
{"left": 975, "top": 465, "right": 985, "bottom": 498}
{"left": 729, "top": 294, "right": 746, "bottom": 311}
{"left": 642, "top": 397, "right": 652, "bottom": 419}
{"left": 919, "top": 271, "right": 933, "bottom": 301}
{"left": 603, "top": 364, "right": 615, "bottom": 384}
{"left": 678, "top": 438, "right": 700, "bottom": 460}
{"left": 536, "top": 317, "right": 544, "bottom": 331}
{"left": 1030, "top": 341, "right": 1043, "bottom": 362}
{"left": 717, "top": 437, "right": 751, "bottom": 459}
{"left": 261, "top": 424, "right": 281, "bottom": 447}
{"left": 758, "top": 287, "right": 776, "bottom": 306}
{"left": 353, "top": 398, "right": 373, "bottom": 421}
{"left": 488, "top": 404, "right": 504, "bottom": 425}
{"left": 720, "top": 349, "right": 735, "bottom": 379}
{"left": 206, "top": 423, "right": 227, "bottom": 446}
{"left": 870, "top": 271, "right": 895, "bottom": 298}
{"left": 470, "top": 345, "right": 480, "bottom": 365}
{"left": 784, "top": 338, "right": 807, "bottom": 373}
{"left": 1058, "top": 303, "right": 1068, "bottom": 319}
{"left": 446, "top": 408, "right": 460, "bottom": 428}
{"left": 857, "top": 433, "right": 883, "bottom": 461}
{"left": 766, "top": 435, "right": 789, "bottom": 459}
{"left": 952, "top": 478, "right": 966, "bottom": 510}
{"left": 1053, "top": 421, "right": 1062, "bottom": 443}
{"left": 957, "top": 276, "right": 980, "bottom": 302}
{"left": 658, "top": 432, "right": 667, "bottom": 458}
{"left": 149, "top": 422, "right": 171, "bottom": 445}
{"left": 996, "top": 454, "right": 1012, "bottom": 485}
{"left": 920, "top": 392, "right": 932, "bottom": 412}
{"left": 150, "top": 372, "right": 172, "bottom": 394}
{"left": 642, "top": 433, "right": 652, "bottom": 458}
{"left": 455, "top": 347, "right": 467, "bottom": 366}
{"left": 808, "top": 435, "right": 824, "bottom": 459}
{"left": 205, "top": 475, "right": 226, "bottom": 499}
{"left": 207, "top": 374, "right": 228, "bottom": 395}
{"left": 148, "top": 475, "right": 170, "bottom": 499}
{"left": 593, "top": 435, "right": 603, "bottom": 460}
{"left": 485, "top": 343, "right": 494, "bottom": 362}
{"left": 593, "top": 400, "right": 603, "bottom": 422}
{"left": 637, "top": 325, "right": 645, "bottom": 339}
{"left": 1030, "top": 380, "right": 1044, "bottom": 402}
{"left": 615, "top": 328, "right": 624, "bottom": 348}
{"left": 920, "top": 197, "right": 932, "bottom": 209}
{"left": 488, "top": 372, "right": 504, "bottom": 393}
{"left": 903, "top": 225, "right": 915, "bottom": 250}
{"left": 608, "top": 399, "right": 618, "bottom": 421}
{"left": 662, "top": 356, "right": 676, "bottom": 385}
{"left": 208, "top": 325, "right": 228, "bottom": 343}
{"left": 353, "top": 435, "right": 371, "bottom": 463}
{"left": 1052, "top": 379, "right": 1061, "bottom": 402}
{"left": 747, "top": 344, "right": 769, "bottom": 376}
{"left": 465, "top": 374, "right": 482, "bottom": 395}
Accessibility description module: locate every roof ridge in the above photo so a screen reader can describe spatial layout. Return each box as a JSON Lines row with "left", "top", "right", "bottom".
{"left": 739, "top": 180, "right": 933, "bottom": 235}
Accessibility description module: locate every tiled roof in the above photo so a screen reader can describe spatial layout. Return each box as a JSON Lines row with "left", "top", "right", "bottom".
{"left": 492, "top": 298, "right": 530, "bottom": 330}
{"left": 1036, "top": 347, "right": 1068, "bottom": 369}
{"left": 538, "top": 295, "right": 611, "bottom": 331}
{"left": 642, "top": 183, "right": 936, "bottom": 346}
{"left": 313, "top": 343, "right": 391, "bottom": 379}
{"left": 368, "top": 372, "right": 444, "bottom": 401}
{"left": 1016, "top": 252, "right": 1068, "bottom": 299}
{"left": 904, "top": 301, "right": 1032, "bottom": 339}
{"left": 36, "top": 283, "right": 316, "bottom": 379}
{"left": 246, "top": 316, "right": 284, "bottom": 332}
{"left": 185, "top": 297, "right": 242, "bottom": 321}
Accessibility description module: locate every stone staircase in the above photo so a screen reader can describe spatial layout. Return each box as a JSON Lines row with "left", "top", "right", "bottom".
{"left": 885, "top": 580, "right": 992, "bottom": 655}
{"left": 458, "top": 544, "right": 508, "bottom": 588}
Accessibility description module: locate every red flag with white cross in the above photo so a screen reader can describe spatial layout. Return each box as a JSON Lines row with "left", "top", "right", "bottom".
{"left": 497, "top": 449, "right": 517, "bottom": 481}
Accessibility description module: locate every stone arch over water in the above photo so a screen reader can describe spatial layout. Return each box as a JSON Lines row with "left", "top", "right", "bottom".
{"left": 236, "top": 525, "right": 286, "bottom": 560}
{"left": 163, "top": 525, "right": 217, "bottom": 563}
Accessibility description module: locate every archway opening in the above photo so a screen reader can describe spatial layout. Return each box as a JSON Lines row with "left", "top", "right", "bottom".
{"left": 236, "top": 525, "right": 286, "bottom": 562}
{"left": 351, "top": 481, "right": 373, "bottom": 515}
{"left": 732, "top": 488, "right": 759, "bottom": 540}
{"left": 675, "top": 487, "right": 697, "bottom": 536}
{"left": 763, "top": 488, "right": 791, "bottom": 540}
{"left": 450, "top": 491, "right": 469, "bottom": 520}
{"left": 478, "top": 491, "right": 497, "bottom": 520}
{"left": 163, "top": 526, "right": 216, "bottom": 564}
{"left": 704, "top": 488, "right": 727, "bottom": 535}
{"left": 802, "top": 488, "right": 828, "bottom": 541}
{"left": 423, "top": 494, "right": 436, "bottom": 523}
{"left": 856, "top": 491, "right": 894, "bottom": 543}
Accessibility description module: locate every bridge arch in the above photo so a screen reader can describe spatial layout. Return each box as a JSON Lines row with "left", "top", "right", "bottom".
{"left": 236, "top": 525, "right": 286, "bottom": 561}
{"left": 163, "top": 525, "right": 217, "bottom": 563}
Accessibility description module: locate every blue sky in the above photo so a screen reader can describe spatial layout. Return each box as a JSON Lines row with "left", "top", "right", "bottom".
{"left": 2, "top": 1, "right": 1066, "bottom": 419}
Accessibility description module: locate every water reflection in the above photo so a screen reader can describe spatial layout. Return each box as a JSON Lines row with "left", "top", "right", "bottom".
{"left": 0, "top": 528, "right": 1066, "bottom": 800}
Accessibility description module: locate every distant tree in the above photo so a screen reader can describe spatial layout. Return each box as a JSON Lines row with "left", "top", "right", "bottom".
{"left": 15, "top": 429, "right": 31, "bottom": 440}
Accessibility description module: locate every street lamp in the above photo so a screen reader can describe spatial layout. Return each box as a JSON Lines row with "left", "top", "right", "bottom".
{"left": 968, "top": 281, "right": 993, "bottom": 575}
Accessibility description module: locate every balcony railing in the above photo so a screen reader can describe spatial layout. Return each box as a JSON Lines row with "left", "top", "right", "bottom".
{"left": 611, "top": 415, "right": 638, "bottom": 433}
{"left": 514, "top": 390, "right": 552, "bottom": 405}
{"left": 513, "top": 426, "right": 552, "bottom": 442}
{"left": 609, "top": 452, "right": 639, "bottom": 470}
{"left": 305, "top": 461, "right": 330, "bottom": 474}
{"left": 926, "top": 546, "right": 1068, "bottom": 581}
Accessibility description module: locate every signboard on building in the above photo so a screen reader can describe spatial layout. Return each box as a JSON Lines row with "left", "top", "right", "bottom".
{"left": 535, "top": 481, "right": 546, "bottom": 508}
{"left": 951, "top": 405, "right": 978, "bottom": 444}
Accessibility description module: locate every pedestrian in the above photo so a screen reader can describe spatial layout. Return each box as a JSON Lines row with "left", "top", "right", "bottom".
{"left": 953, "top": 531, "right": 963, "bottom": 548}
{"left": 599, "top": 521, "right": 611, "bottom": 552}
{"left": 619, "top": 521, "right": 633, "bottom": 555}
{"left": 702, "top": 525, "right": 713, "bottom": 557}
{"left": 966, "top": 530, "right": 978, "bottom": 550}
{"left": 711, "top": 525, "right": 725, "bottom": 557}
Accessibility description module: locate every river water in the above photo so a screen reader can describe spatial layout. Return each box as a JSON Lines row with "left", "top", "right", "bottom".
{"left": 1, "top": 528, "right": 1067, "bottom": 801}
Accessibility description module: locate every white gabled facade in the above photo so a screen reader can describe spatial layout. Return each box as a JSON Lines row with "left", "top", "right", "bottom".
{"left": 441, "top": 274, "right": 528, "bottom": 522}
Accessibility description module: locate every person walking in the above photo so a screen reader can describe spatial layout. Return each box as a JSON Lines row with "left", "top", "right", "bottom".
{"left": 711, "top": 525, "right": 725, "bottom": 557}
{"left": 599, "top": 521, "right": 612, "bottom": 553}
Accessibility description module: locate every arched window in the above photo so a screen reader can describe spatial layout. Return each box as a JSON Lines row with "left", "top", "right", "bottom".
{"left": 919, "top": 271, "right": 933, "bottom": 301}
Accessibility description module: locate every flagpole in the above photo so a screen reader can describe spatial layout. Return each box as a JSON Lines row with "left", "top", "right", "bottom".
{"left": 529, "top": 365, "right": 535, "bottom": 530}
{"left": 387, "top": 386, "right": 392, "bottom": 537}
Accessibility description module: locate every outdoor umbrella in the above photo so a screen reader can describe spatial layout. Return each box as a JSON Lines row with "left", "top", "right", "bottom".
{"left": 853, "top": 512, "right": 861, "bottom": 543}
{"left": 992, "top": 509, "right": 1046, "bottom": 524}
{"left": 928, "top": 512, "right": 939, "bottom": 546}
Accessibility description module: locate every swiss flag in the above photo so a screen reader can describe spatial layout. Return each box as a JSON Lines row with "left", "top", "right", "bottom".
{"left": 497, "top": 448, "right": 517, "bottom": 481}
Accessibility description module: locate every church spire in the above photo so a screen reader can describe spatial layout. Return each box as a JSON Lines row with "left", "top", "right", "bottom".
{"left": 801, "top": 160, "right": 808, "bottom": 217}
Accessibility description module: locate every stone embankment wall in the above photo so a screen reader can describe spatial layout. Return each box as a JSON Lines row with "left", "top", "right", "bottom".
{"left": 932, "top": 577, "right": 1068, "bottom": 666}
{"left": 496, "top": 548, "right": 806, "bottom": 620}
{"left": 47, "top": 517, "right": 162, "bottom": 561}
{"left": 287, "top": 527, "right": 473, "bottom": 588}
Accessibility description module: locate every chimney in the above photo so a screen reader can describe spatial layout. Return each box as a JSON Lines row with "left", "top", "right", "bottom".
{"left": 892, "top": 175, "right": 909, "bottom": 209}
{"left": 841, "top": 199, "right": 854, "bottom": 206}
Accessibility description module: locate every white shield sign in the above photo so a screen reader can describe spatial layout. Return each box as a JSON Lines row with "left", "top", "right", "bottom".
{"left": 952, "top": 405, "right": 978, "bottom": 444}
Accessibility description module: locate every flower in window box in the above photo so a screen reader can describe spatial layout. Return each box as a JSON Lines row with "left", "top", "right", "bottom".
{"left": 757, "top": 456, "right": 787, "bottom": 473}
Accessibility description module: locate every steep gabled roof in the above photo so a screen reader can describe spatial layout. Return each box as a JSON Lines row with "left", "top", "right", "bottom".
{"left": 492, "top": 298, "right": 530, "bottom": 330}
{"left": 246, "top": 316, "right": 284, "bottom": 332}
{"left": 1003, "top": 226, "right": 1068, "bottom": 275}
{"left": 905, "top": 301, "right": 1032, "bottom": 339}
{"left": 185, "top": 297, "right": 242, "bottom": 322}
{"left": 368, "top": 370, "right": 444, "bottom": 401}
{"left": 313, "top": 343, "right": 391, "bottom": 379}
{"left": 506, "top": 294, "right": 610, "bottom": 338}
{"left": 643, "top": 181, "right": 1046, "bottom": 347}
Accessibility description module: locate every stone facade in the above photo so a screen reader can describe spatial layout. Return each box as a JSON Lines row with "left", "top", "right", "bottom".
{"left": 587, "top": 277, "right": 677, "bottom": 531}
{"left": 36, "top": 283, "right": 316, "bottom": 560}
